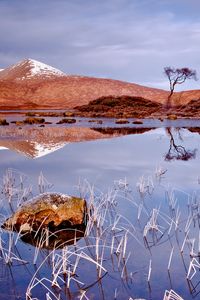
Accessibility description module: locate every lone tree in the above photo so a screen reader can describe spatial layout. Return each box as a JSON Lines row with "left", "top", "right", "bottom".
{"left": 164, "top": 67, "right": 197, "bottom": 108}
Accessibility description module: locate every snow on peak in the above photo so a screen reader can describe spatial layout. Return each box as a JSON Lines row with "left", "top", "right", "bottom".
{"left": 25, "top": 58, "right": 65, "bottom": 78}
{"left": 0, "top": 58, "right": 66, "bottom": 81}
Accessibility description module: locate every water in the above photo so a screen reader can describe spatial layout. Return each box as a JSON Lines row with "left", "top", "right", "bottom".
{"left": 0, "top": 120, "right": 200, "bottom": 299}
{"left": 1, "top": 111, "right": 200, "bottom": 128}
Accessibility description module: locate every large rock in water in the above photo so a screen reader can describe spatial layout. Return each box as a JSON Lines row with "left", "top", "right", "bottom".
{"left": 2, "top": 193, "right": 87, "bottom": 233}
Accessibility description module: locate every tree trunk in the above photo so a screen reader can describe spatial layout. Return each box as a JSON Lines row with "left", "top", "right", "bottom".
{"left": 165, "top": 86, "right": 174, "bottom": 109}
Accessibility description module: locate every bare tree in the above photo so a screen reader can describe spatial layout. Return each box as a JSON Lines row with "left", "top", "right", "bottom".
{"left": 164, "top": 67, "right": 197, "bottom": 108}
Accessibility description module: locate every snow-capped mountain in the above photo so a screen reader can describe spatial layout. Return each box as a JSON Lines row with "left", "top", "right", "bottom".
{"left": 0, "top": 58, "right": 65, "bottom": 81}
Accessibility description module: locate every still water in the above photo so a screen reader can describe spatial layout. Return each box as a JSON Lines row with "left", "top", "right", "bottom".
{"left": 0, "top": 123, "right": 200, "bottom": 299}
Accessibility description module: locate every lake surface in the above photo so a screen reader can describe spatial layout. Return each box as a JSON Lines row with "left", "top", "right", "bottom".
{"left": 0, "top": 119, "right": 200, "bottom": 299}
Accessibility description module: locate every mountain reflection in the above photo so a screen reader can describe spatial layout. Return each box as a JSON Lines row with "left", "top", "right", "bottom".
{"left": 0, "top": 126, "right": 154, "bottom": 158}
{"left": 0, "top": 127, "right": 113, "bottom": 158}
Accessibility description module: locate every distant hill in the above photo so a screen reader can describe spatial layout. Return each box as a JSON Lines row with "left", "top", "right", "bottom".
{"left": 0, "top": 58, "right": 199, "bottom": 110}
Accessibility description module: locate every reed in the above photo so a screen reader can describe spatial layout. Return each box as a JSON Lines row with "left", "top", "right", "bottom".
{"left": 163, "top": 289, "right": 183, "bottom": 300}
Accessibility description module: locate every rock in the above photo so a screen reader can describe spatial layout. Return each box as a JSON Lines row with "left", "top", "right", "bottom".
{"left": 24, "top": 117, "right": 45, "bottom": 124}
{"left": 167, "top": 114, "right": 177, "bottom": 120}
{"left": 56, "top": 118, "right": 76, "bottom": 124}
{"left": 132, "top": 119, "right": 143, "bottom": 124}
{"left": 63, "top": 111, "right": 75, "bottom": 117}
{"left": 11, "top": 120, "right": 24, "bottom": 126}
{"left": 0, "top": 119, "right": 9, "bottom": 126}
{"left": 16, "top": 121, "right": 24, "bottom": 126}
{"left": 26, "top": 112, "right": 37, "bottom": 117}
{"left": 88, "top": 119, "right": 103, "bottom": 124}
{"left": 2, "top": 193, "right": 87, "bottom": 233}
{"left": 115, "top": 118, "right": 129, "bottom": 124}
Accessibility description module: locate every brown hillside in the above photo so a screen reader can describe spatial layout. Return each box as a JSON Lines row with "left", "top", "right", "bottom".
{"left": 0, "top": 76, "right": 169, "bottom": 110}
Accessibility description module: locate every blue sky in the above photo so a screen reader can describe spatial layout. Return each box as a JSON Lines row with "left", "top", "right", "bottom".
{"left": 0, "top": 0, "right": 200, "bottom": 90}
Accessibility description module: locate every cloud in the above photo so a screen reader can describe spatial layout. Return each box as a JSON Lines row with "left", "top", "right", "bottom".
{"left": 0, "top": 0, "right": 199, "bottom": 90}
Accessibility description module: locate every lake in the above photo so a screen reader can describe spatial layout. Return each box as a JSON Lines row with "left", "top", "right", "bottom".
{"left": 0, "top": 117, "right": 200, "bottom": 300}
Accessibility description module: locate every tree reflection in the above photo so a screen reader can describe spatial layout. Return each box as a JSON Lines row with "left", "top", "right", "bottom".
{"left": 165, "top": 128, "right": 197, "bottom": 161}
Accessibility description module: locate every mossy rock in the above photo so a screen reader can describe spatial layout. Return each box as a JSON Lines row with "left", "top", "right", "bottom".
{"left": 2, "top": 193, "right": 87, "bottom": 233}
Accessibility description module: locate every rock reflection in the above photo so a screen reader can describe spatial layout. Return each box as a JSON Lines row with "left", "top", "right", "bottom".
{"left": 21, "top": 226, "right": 86, "bottom": 249}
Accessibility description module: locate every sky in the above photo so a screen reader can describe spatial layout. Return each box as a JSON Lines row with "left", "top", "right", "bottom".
{"left": 0, "top": 0, "right": 200, "bottom": 91}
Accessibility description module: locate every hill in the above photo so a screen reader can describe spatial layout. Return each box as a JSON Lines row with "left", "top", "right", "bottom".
{"left": 75, "top": 95, "right": 162, "bottom": 118}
